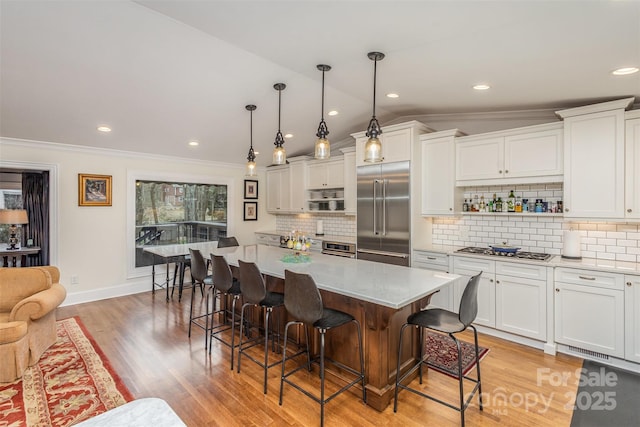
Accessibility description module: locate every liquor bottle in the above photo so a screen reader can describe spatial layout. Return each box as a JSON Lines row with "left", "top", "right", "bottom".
{"left": 515, "top": 196, "right": 522, "bottom": 213}
{"left": 473, "top": 194, "right": 479, "bottom": 212}
{"left": 463, "top": 199, "right": 469, "bottom": 212}
{"left": 496, "top": 197, "right": 503, "bottom": 212}
{"left": 507, "top": 190, "right": 516, "bottom": 212}
{"left": 479, "top": 196, "right": 485, "bottom": 212}
{"left": 492, "top": 193, "right": 498, "bottom": 212}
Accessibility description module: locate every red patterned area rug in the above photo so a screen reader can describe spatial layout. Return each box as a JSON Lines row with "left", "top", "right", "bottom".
{"left": 423, "top": 330, "right": 489, "bottom": 378}
{"left": 0, "top": 316, "right": 133, "bottom": 426}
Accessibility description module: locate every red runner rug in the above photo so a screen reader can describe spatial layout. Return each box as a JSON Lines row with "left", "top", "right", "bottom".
{"left": 423, "top": 330, "right": 489, "bottom": 378}
{"left": 0, "top": 316, "right": 133, "bottom": 426}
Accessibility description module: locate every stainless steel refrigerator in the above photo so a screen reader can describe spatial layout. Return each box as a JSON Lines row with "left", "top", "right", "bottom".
{"left": 357, "top": 161, "right": 411, "bottom": 266}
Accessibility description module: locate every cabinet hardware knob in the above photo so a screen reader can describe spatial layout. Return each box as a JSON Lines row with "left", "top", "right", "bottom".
{"left": 628, "top": 282, "right": 633, "bottom": 287}
{"left": 498, "top": 170, "right": 502, "bottom": 174}
{"left": 505, "top": 170, "right": 509, "bottom": 174}
{"left": 449, "top": 207, "right": 453, "bottom": 211}
{"left": 490, "top": 279, "right": 494, "bottom": 283}
{"left": 628, "top": 209, "right": 632, "bottom": 213}
{"left": 556, "top": 288, "right": 560, "bottom": 292}
{"left": 496, "top": 280, "right": 500, "bottom": 284}
{"left": 565, "top": 208, "right": 569, "bottom": 212}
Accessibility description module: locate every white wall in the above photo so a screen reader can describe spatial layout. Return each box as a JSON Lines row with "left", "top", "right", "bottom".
{"left": 0, "top": 138, "right": 276, "bottom": 304}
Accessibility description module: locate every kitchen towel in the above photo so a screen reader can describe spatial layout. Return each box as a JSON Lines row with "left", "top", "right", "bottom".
{"left": 562, "top": 230, "right": 582, "bottom": 259}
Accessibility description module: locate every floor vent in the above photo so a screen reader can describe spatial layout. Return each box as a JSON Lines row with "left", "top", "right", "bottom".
{"left": 568, "top": 345, "right": 609, "bottom": 360}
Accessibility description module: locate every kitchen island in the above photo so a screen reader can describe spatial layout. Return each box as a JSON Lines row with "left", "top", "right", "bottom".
{"left": 205, "top": 243, "right": 461, "bottom": 411}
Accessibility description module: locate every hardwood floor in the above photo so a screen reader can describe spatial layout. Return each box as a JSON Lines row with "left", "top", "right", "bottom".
{"left": 57, "top": 289, "right": 582, "bottom": 426}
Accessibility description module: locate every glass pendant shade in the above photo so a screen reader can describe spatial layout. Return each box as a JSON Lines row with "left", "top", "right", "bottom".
{"left": 364, "top": 52, "right": 385, "bottom": 163}
{"left": 273, "top": 145, "right": 286, "bottom": 165}
{"left": 246, "top": 159, "right": 257, "bottom": 176}
{"left": 272, "top": 83, "right": 287, "bottom": 165}
{"left": 314, "top": 137, "right": 330, "bottom": 159}
{"left": 314, "top": 64, "right": 331, "bottom": 160}
{"left": 364, "top": 136, "right": 382, "bottom": 163}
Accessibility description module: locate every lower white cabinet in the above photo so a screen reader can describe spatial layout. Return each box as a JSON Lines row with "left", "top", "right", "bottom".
{"left": 452, "top": 256, "right": 496, "bottom": 328}
{"left": 625, "top": 274, "right": 640, "bottom": 363}
{"left": 412, "top": 250, "right": 452, "bottom": 310}
{"left": 554, "top": 267, "right": 625, "bottom": 358}
{"left": 495, "top": 261, "right": 547, "bottom": 341}
{"left": 255, "top": 233, "right": 281, "bottom": 247}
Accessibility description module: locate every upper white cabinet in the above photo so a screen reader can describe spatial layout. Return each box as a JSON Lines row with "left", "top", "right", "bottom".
{"left": 557, "top": 97, "right": 633, "bottom": 219}
{"left": 421, "top": 129, "right": 465, "bottom": 216}
{"left": 266, "top": 166, "right": 291, "bottom": 213}
{"left": 307, "top": 158, "right": 344, "bottom": 189}
{"left": 289, "top": 159, "right": 307, "bottom": 212}
{"left": 455, "top": 122, "right": 563, "bottom": 186}
{"left": 625, "top": 114, "right": 640, "bottom": 220}
{"left": 340, "top": 147, "right": 356, "bottom": 215}
{"left": 352, "top": 121, "right": 433, "bottom": 167}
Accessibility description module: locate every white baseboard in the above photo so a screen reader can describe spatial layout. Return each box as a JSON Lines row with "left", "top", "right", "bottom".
{"left": 61, "top": 277, "right": 153, "bottom": 306}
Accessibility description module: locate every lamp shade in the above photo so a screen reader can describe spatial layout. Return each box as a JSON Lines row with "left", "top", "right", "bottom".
{"left": 0, "top": 209, "right": 28, "bottom": 225}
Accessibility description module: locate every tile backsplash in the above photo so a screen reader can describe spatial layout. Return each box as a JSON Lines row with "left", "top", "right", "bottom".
{"left": 276, "top": 214, "right": 356, "bottom": 237}
{"left": 433, "top": 183, "right": 639, "bottom": 261}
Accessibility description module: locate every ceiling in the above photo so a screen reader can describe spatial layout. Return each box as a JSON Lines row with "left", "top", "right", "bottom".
{"left": 1, "top": 1, "right": 639, "bottom": 167}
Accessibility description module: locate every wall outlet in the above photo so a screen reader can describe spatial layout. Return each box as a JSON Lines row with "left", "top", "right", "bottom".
{"left": 70, "top": 275, "right": 79, "bottom": 285}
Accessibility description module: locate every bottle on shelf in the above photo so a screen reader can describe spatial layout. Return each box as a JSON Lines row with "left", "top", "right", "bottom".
{"left": 472, "top": 194, "right": 479, "bottom": 212}
{"left": 522, "top": 199, "right": 529, "bottom": 212}
{"left": 507, "top": 190, "right": 516, "bottom": 212}
{"left": 463, "top": 199, "right": 469, "bottom": 212}
{"left": 496, "top": 197, "right": 503, "bottom": 212}
{"left": 479, "top": 195, "right": 485, "bottom": 212}
{"left": 515, "top": 196, "right": 522, "bottom": 213}
{"left": 535, "top": 199, "right": 543, "bottom": 213}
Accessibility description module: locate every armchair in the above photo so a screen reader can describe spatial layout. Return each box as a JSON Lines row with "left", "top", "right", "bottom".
{"left": 0, "top": 266, "right": 66, "bottom": 383}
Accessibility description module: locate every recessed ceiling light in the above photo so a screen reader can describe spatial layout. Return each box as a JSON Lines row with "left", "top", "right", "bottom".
{"left": 386, "top": 93, "right": 399, "bottom": 98}
{"left": 188, "top": 141, "right": 199, "bottom": 146}
{"left": 473, "top": 84, "right": 491, "bottom": 91}
{"left": 328, "top": 110, "right": 339, "bottom": 116}
{"left": 97, "top": 126, "right": 111, "bottom": 132}
{"left": 612, "top": 67, "right": 639, "bottom": 76}
{"left": 285, "top": 133, "right": 293, "bottom": 138}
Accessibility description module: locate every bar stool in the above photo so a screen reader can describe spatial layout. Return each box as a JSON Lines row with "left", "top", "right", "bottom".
{"left": 279, "top": 270, "right": 366, "bottom": 426}
{"left": 188, "top": 249, "right": 213, "bottom": 348}
{"left": 208, "top": 254, "right": 243, "bottom": 370}
{"left": 236, "top": 260, "right": 284, "bottom": 394}
{"left": 394, "top": 272, "right": 483, "bottom": 427}
{"left": 217, "top": 236, "right": 239, "bottom": 248}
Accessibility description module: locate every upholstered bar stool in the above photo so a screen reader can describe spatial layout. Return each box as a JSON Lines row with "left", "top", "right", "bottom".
{"left": 217, "top": 236, "right": 239, "bottom": 248}
{"left": 394, "top": 272, "right": 484, "bottom": 427}
{"left": 236, "top": 260, "right": 284, "bottom": 394}
{"left": 187, "top": 249, "right": 213, "bottom": 348}
{"left": 279, "top": 270, "right": 366, "bottom": 426}
{"left": 208, "top": 254, "right": 243, "bottom": 370}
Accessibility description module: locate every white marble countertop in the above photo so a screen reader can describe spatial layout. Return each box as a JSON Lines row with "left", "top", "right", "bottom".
{"left": 205, "top": 244, "right": 460, "bottom": 309}
{"left": 256, "top": 230, "right": 356, "bottom": 245}
{"left": 413, "top": 244, "right": 640, "bottom": 274}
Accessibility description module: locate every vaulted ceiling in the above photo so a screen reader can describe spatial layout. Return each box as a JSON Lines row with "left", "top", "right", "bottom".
{"left": 1, "top": 1, "right": 638, "bottom": 166}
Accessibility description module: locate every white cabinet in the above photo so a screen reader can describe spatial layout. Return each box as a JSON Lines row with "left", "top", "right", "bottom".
{"left": 266, "top": 166, "right": 291, "bottom": 213}
{"left": 352, "top": 121, "right": 432, "bottom": 167}
{"left": 625, "top": 115, "right": 640, "bottom": 220}
{"left": 455, "top": 122, "right": 563, "bottom": 186}
{"left": 452, "top": 256, "right": 495, "bottom": 328}
{"left": 340, "top": 147, "right": 356, "bottom": 215}
{"left": 625, "top": 274, "right": 640, "bottom": 363}
{"left": 413, "top": 250, "right": 452, "bottom": 310}
{"left": 289, "top": 160, "right": 307, "bottom": 213}
{"left": 495, "top": 261, "right": 547, "bottom": 341}
{"left": 554, "top": 267, "right": 625, "bottom": 358}
{"left": 557, "top": 98, "right": 633, "bottom": 219}
{"left": 420, "top": 130, "right": 465, "bottom": 216}
{"left": 307, "top": 159, "right": 344, "bottom": 189}
{"left": 255, "top": 232, "right": 281, "bottom": 247}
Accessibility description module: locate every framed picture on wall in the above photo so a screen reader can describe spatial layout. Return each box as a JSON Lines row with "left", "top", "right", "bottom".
{"left": 244, "top": 180, "right": 258, "bottom": 199}
{"left": 78, "top": 174, "right": 112, "bottom": 206}
{"left": 244, "top": 202, "right": 258, "bottom": 221}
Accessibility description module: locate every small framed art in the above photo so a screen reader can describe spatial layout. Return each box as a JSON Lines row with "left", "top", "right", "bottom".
{"left": 244, "top": 202, "right": 258, "bottom": 221}
{"left": 78, "top": 174, "right": 112, "bottom": 206}
{"left": 244, "top": 180, "right": 258, "bottom": 199}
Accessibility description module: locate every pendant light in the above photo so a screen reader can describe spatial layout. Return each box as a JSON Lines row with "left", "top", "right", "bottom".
{"left": 314, "top": 64, "right": 331, "bottom": 159}
{"left": 364, "top": 52, "right": 385, "bottom": 163}
{"left": 272, "top": 83, "right": 287, "bottom": 165}
{"left": 245, "top": 104, "right": 257, "bottom": 176}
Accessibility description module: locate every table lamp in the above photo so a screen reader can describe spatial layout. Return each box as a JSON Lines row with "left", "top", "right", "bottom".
{"left": 0, "top": 209, "right": 29, "bottom": 250}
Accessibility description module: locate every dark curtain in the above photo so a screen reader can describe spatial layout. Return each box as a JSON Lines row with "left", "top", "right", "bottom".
{"left": 22, "top": 172, "right": 49, "bottom": 266}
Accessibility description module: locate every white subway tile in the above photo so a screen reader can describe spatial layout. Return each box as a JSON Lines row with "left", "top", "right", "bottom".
{"left": 616, "top": 253, "right": 637, "bottom": 262}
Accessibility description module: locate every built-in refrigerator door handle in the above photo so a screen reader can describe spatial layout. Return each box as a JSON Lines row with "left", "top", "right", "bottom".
{"left": 382, "top": 179, "right": 387, "bottom": 236}
{"left": 372, "top": 180, "right": 378, "bottom": 235}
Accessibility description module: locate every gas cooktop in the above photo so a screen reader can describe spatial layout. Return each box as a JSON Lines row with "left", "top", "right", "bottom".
{"left": 456, "top": 247, "right": 552, "bottom": 261}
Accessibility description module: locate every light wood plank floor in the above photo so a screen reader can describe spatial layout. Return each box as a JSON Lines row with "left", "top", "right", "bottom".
{"left": 57, "top": 289, "right": 582, "bottom": 426}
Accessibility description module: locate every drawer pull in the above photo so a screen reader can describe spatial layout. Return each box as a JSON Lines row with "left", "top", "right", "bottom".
{"left": 578, "top": 275, "right": 596, "bottom": 281}
{"left": 426, "top": 257, "right": 437, "bottom": 260}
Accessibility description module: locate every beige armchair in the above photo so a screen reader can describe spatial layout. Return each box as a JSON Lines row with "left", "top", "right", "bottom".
{"left": 0, "top": 266, "right": 66, "bottom": 383}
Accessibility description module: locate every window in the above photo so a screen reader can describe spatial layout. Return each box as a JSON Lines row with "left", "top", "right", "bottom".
{"left": 134, "top": 180, "right": 228, "bottom": 267}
